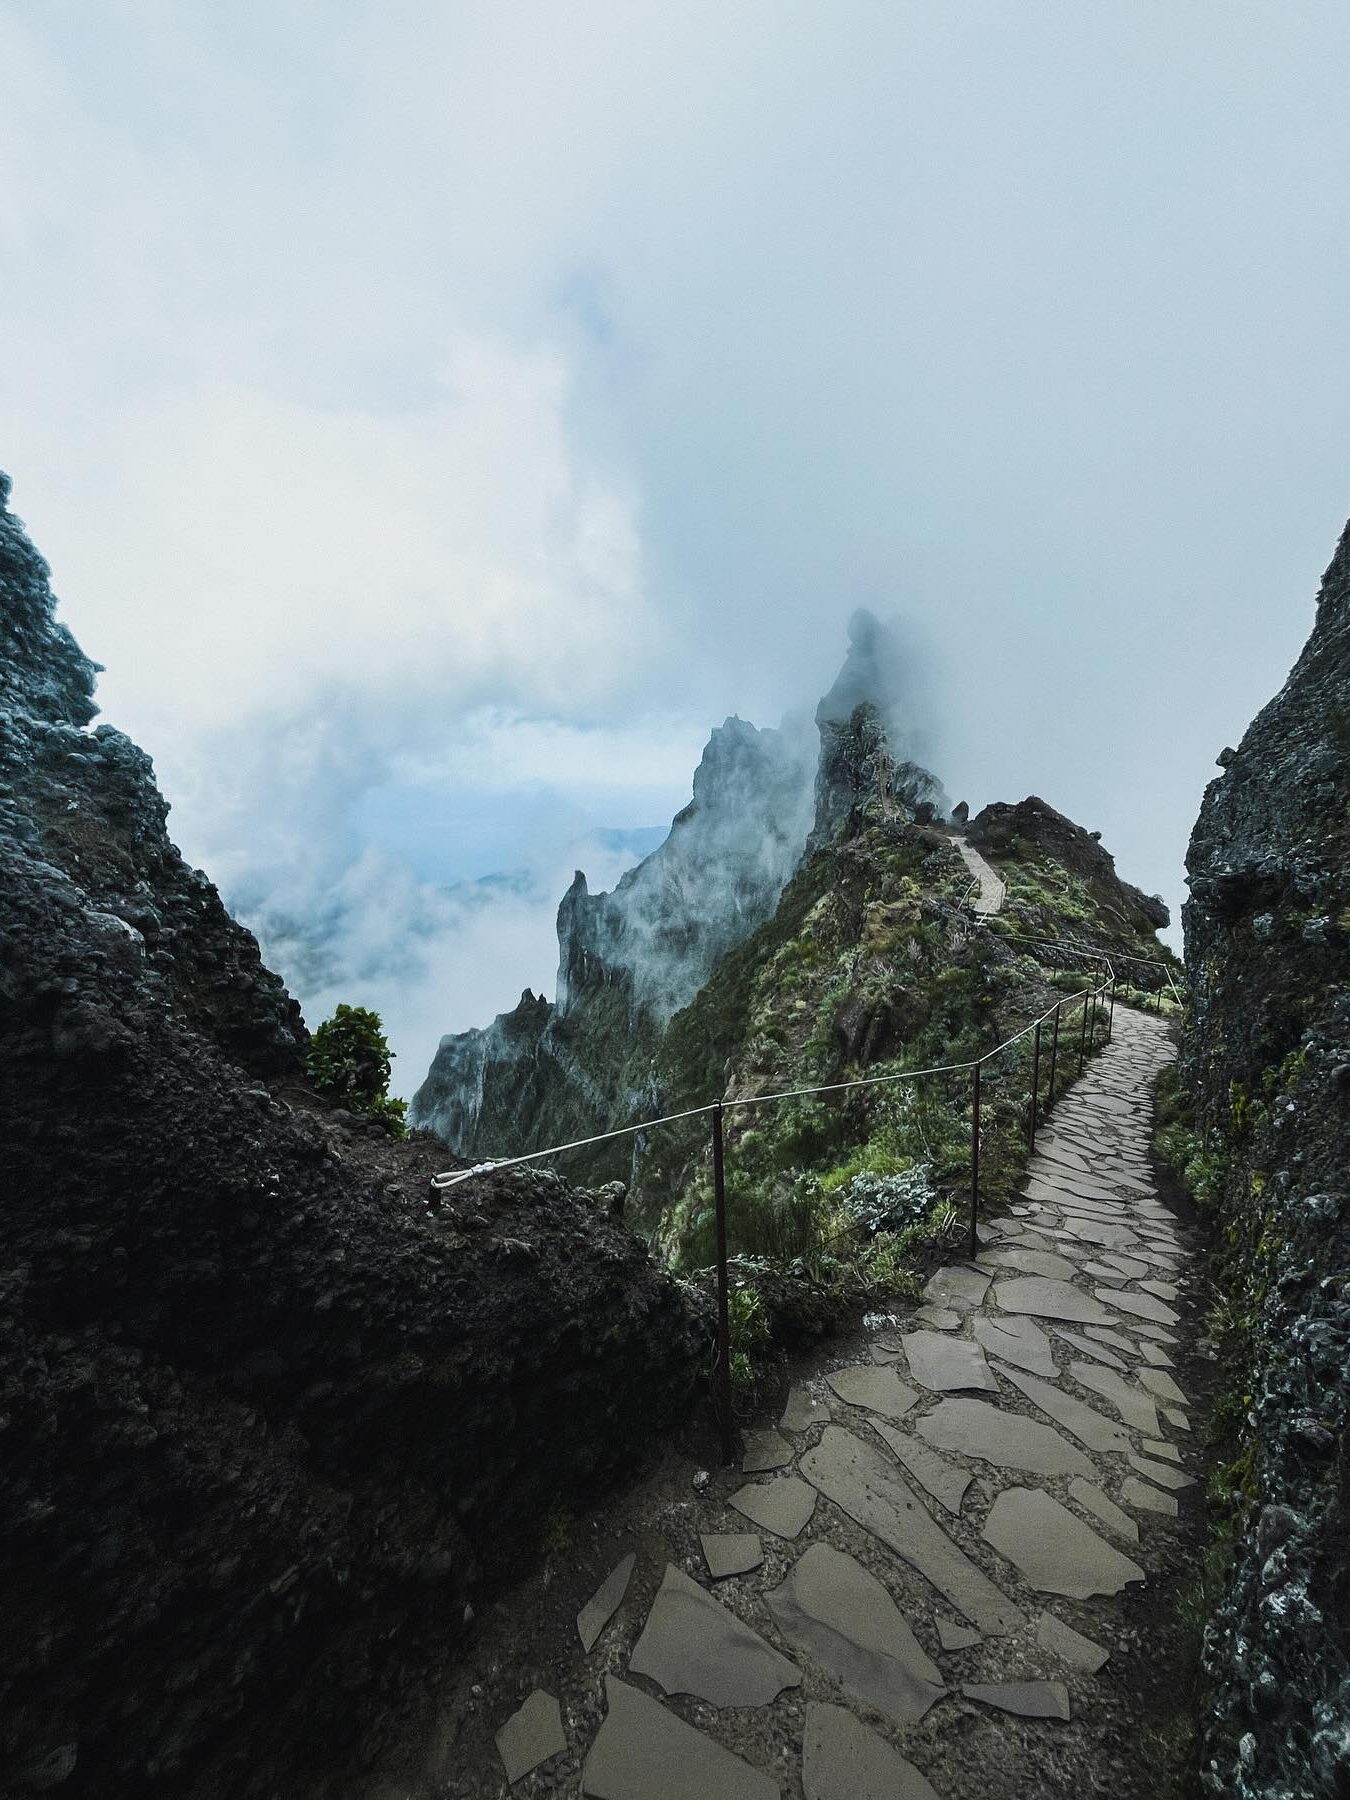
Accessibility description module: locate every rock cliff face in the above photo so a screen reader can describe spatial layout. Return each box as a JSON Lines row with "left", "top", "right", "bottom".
{"left": 1182, "top": 518, "right": 1350, "bottom": 1799}
{"left": 410, "top": 612, "right": 943, "bottom": 1168}
{"left": 0, "top": 475, "right": 705, "bottom": 1800}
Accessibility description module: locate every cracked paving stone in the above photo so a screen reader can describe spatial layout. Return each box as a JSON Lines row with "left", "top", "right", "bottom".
{"left": 1139, "top": 1278, "right": 1181, "bottom": 1301}
{"left": 1067, "top": 1361, "right": 1160, "bottom": 1434}
{"left": 937, "top": 1616, "right": 982, "bottom": 1651}
{"left": 801, "top": 1427, "right": 1025, "bottom": 1635}
{"left": 923, "top": 1265, "right": 992, "bottom": 1310}
{"left": 983, "top": 1487, "right": 1146, "bottom": 1598}
{"left": 802, "top": 1701, "right": 941, "bottom": 1800}
{"left": 1126, "top": 1452, "right": 1197, "bottom": 1492}
{"left": 701, "top": 1533, "right": 764, "bottom": 1578}
{"left": 729, "top": 1475, "right": 817, "bottom": 1539}
{"left": 1053, "top": 1218, "right": 1142, "bottom": 1250}
{"left": 1068, "top": 1479, "right": 1139, "bottom": 1545}
{"left": 973, "top": 1313, "right": 1057, "bottom": 1378}
{"left": 1141, "top": 1440, "right": 1182, "bottom": 1464}
{"left": 915, "top": 1305, "right": 962, "bottom": 1329}
{"left": 780, "top": 1386, "right": 827, "bottom": 1434}
{"left": 496, "top": 1689, "right": 566, "bottom": 1785}
{"left": 984, "top": 1246, "right": 1080, "bottom": 1281}
{"left": 1137, "top": 1340, "right": 1175, "bottom": 1368}
{"left": 1165, "top": 1407, "right": 1191, "bottom": 1432}
{"left": 1051, "top": 1327, "right": 1128, "bottom": 1369}
{"left": 741, "top": 1429, "right": 794, "bottom": 1473}
{"left": 827, "top": 1364, "right": 921, "bottom": 1424}
{"left": 578, "top": 1553, "right": 637, "bottom": 1652}
{"left": 963, "top": 1680, "right": 1071, "bottom": 1720}
{"left": 1082, "top": 1261, "right": 1127, "bottom": 1286}
{"left": 1137, "top": 1367, "right": 1187, "bottom": 1405}
{"left": 869, "top": 1419, "right": 974, "bottom": 1515}
{"left": 991, "top": 1362, "right": 1133, "bottom": 1455}
{"left": 1037, "top": 1611, "right": 1110, "bottom": 1673}
{"left": 1096, "top": 1254, "right": 1150, "bottom": 1278}
{"left": 1096, "top": 1288, "right": 1180, "bottom": 1326}
{"left": 1122, "top": 1477, "right": 1178, "bottom": 1517}
{"left": 903, "top": 1331, "right": 999, "bottom": 1393}
{"left": 994, "top": 1277, "right": 1119, "bottom": 1325}
{"left": 916, "top": 1397, "right": 1094, "bottom": 1478}
{"left": 581, "top": 1676, "right": 778, "bottom": 1800}
{"left": 1082, "top": 1325, "right": 1144, "bottom": 1357}
{"left": 766, "top": 1542, "right": 945, "bottom": 1727}
{"left": 629, "top": 1564, "right": 800, "bottom": 1707}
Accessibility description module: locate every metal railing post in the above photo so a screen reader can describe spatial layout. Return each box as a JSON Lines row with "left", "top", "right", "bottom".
{"left": 1109, "top": 975, "right": 1116, "bottom": 1042}
{"left": 1029, "top": 1019, "right": 1041, "bottom": 1148}
{"left": 1047, "top": 1002, "right": 1061, "bottom": 1109}
{"left": 968, "top": 1061, "right": 982, "bottom": 1261}
{"left": 1077, "top": 989, "right": 1090, "bottom": 1074}
{"left": 711, "top": 1103, "right": 735, "bottom": 1466}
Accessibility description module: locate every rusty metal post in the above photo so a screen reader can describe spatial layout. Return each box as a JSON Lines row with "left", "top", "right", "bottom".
{"left": 1047, "top": 1001, "right": 1061, "bottom": 1108}
{"left": 711, "top": 1102, "right": 734, "bottom": 1466}
{"left": 1109, "top": 974, "right": 1117, "bottom": 1042}
{"left": 968, "top": 1060, "right": 982, "bottom": 1261}
{"left": 1077, "top": 989, "right": 1090, "bottom": 1074}
{"left": 1029, "top": 1019, "right": 1041, "bottom": 1147}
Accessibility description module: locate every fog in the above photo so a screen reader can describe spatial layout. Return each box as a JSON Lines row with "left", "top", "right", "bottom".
{"left": 3, "top": 2, "right": 1349, "bottom": 1093}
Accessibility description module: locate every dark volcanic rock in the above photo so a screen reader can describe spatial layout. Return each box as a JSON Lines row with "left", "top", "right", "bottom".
{"left": 969, "top": 794, "right": 1170, "bottom": 937}
{"left": 1183, "top": 517, "right": 1350, "bottom": 1800}
{"left": 0, "top": 475, "right": 705, "bottom": 1800}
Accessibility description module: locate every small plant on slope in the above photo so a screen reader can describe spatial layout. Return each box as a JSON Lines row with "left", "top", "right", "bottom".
{"left": 307, "top": 1003, "right": 408, "bottom": 1135}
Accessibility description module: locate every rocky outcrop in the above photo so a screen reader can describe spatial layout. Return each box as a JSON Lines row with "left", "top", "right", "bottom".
{"left": 969, "top": 795, "right": 1171, "bottom": 938}
{"left": 0, "top": 475, "right": 705, "bottom": 1800}
{"left": 1182, "top": 517, "right": 1350, "bottom": 1799}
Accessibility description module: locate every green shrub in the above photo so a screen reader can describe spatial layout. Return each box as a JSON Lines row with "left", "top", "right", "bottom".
{"left": 307, "top": 1003, "right": 407, "bottom": 1136}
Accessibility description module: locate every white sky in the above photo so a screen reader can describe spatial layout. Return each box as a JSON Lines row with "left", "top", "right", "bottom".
{"left": 4, "top": 2, "right": 1349, "bottom": 1091}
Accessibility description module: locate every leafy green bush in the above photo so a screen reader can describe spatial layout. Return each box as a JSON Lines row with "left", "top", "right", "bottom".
{"left": 307, "top": 1003, "right": 407, "bottom": 1136}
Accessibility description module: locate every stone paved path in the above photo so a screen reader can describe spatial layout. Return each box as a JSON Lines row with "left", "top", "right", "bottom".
{"left": 435, "top": 1008, "right": 1195, "bottom": 1798}
{"left": 953, "top": 837, "right": 1006, "bottom": 917}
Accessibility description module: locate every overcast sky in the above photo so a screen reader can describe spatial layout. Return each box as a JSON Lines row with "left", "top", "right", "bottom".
{"left": 4, "top": 2, "right": 1349, "bottom": 1094}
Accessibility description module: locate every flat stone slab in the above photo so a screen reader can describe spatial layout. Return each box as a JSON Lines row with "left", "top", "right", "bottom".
{"left": 1137, "top": 1367, "right": 1187, "bottom": 1406}
{"left": 629, "top": 1564, "right": 800, "bottom": 1707}
{"left": 1051, "top": 1326, "right": 1127, "bottom": 1369}
{"left": 1083, "top": 1261, "right": 1127, "bottom": 1285}
{"left": 1142, "top": 1439, "right": 1182, "bottom": 1463}
{"left": 1098, "top": 1287, "right": 1180, "bottom": 1326}
{"left": 742, "top": 1429, "right": 794, "bottom": 1473}
{"left": 870, "top": 1419, "right": 973, "bottom": 1515}
{"left": 701, "top": 1533, "right": 764, "bottom": 1578}
{"left": 582, "top": 1676, "right": 778, "bottom": 1800}
{"left": 937, "top": 1616, "right": 982, "bottom": 1651}
{"left": 767, "top": 1543, "right": 945, "bottom": 1727}
{"left": 994, "top": 1277, "right": 1117, "bottom": 1325}
{"left": 729, "top": 1476, "right": 817, "bottom": 1539}
{"left": 973, "top": 1313, "right": 1057, "bottom": 1378}
{"left": 963, "top": 1680, "right": 1071, "bottom": 1720}
{"left": 781, "top": 1386, "right": 826, "bottom": 1433}
{"left": 1165, "top": 1407, "right": 1191, "bottom": 1432}
{"left": 984, "top": 1246, "right": 1080, "bottom": 1281}
{"left": 1083, "top": 1326, "right": 1144, "bottom": 1358}
{"left": 1068, "top": 1478, "right": 1139, "bottom": 1545}
{"left": 578, "top": 1553, "right": 637, "bottom": 1652}
{"left": 802, "top": 1701, "right": 941, "bottom": 1800}
{"left": 992, "top": 1362, "right": 1133, "bottom": 1455}
{"left": 983, "top": 1487, "right": 1145, "bottom": 1598}
{"left": 1122, "top": 1476, "right": 1178, "bottom": 1516}
{"left": 1055, "top": 1218, "right": 1142, "bottom": 1249}
{"left": 1127, "top": 1452, "right": 1197, "bottom": 1492}
{"left": 1037, "top": 1611, "right": 1110, "bottom": 1673}
{"left": 916, "top": 1397, "right": 1093, "bottom": 1478}
{"left": 1140, "top": 1279, "right": 1180, "bottom": 1301}
{"left": 826, "top": 1365, "right": 920, "bottom": 1424}
{"left": 903, "top": 1331, "right": 998, "bottom": 1393}
{"left": 497, "top": 1689, "right": 566, "bottom": 1785}
{"left": 923, "top": 1265, "right": 992, "bottom": 1310}
{"left": 1096, "top": 1254, "right": 1150, "bottom": 1278}
{"left": 801, "top": 1427, "right": 1025, "bottom": 1635}
{"left": 914, "top": 1306, "right": 961, "bottom": 1330}
{"left": 1138, "top": 1340, "right": 1176, "bottom": 1369}
{"left": 1068, "top": 1361, "right": 1161, "bottom": 1434}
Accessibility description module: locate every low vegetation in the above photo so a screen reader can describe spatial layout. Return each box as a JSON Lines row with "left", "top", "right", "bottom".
{"left": 306, "top": 1002, "right": 408, "bottom": 1134}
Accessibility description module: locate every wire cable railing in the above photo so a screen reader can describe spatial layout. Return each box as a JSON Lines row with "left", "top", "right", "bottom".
{"left": 431, "top": 939, "right": 1149, "bottom": 1460}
